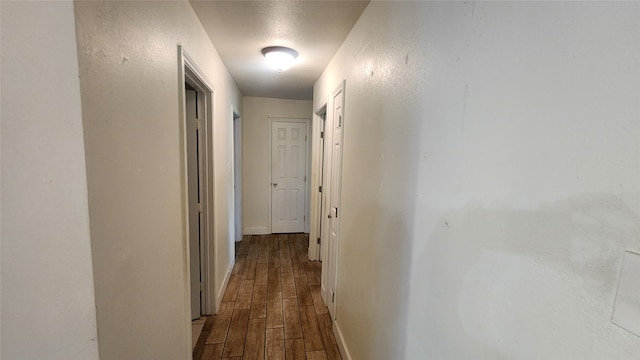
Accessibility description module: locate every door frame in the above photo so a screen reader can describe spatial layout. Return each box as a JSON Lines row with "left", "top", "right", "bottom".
{"left": 232, "top": 112, "right": 243, "bottom": 242}
{"left": 268, "top": 117, "right": 311, "bottom": 234}
{"left": 184, "top": 86, "right": 203, "bottom": 321}
{"left": 308, "top": 102, "right": 328, "bottom": 261}
{"left": 178, "top": 46, "right": 215, "bottom": 357}
{"left": 321, "top": 80, "right": 346, "bottom": 319}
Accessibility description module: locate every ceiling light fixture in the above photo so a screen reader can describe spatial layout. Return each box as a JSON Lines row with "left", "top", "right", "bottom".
{"left": 261, "top": 46, "right": 298, "bottom": 72}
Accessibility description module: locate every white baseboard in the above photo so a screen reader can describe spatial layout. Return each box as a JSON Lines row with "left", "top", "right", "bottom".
{"left": 243, "top": 226, "right": 269, "bottom": 235}
{"left": 334, "top": 320, "right": 352, "bottom": 360}
{"left": 216, "top": 263, "right": 233, "bottom": 311}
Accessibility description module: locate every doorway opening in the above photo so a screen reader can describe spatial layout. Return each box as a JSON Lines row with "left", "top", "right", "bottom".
{"left": 232, "top": 112, "right": 242, "bottom": 243}
{"left": 179, "top": 46, "right": 216, "bottom": 355}
{"left": 184, "top": 82, "right": 205, "bottom": 321}
{"left": 309, "top": 105, "right": 327, "bottom": 261}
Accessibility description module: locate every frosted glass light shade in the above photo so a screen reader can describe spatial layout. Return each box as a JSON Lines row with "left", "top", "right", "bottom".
{"left": 262, "top": 46, "right": 298, "bottom": 72}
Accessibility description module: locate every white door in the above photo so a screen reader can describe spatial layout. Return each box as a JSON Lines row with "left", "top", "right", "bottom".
{"left": 325, "top": 83, "right": 345, "bottom": 319}
{"left": 186, "top": 88, "right": 203, "bottom": 320}
{"left": 271, "top": 121, "right": 308, "bottom": 233}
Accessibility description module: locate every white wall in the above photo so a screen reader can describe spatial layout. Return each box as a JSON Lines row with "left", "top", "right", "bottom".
{"left": 1, "top": 1, "right": 100, "bottom": 359}
{"left": 314, "top": 1, "right": 640, "bottom": 359}
{"left": 73, "top": 1, "right": 242, "bottom": 358}
{"left": 242, "top": 97, "right": 312, "bottom": 234}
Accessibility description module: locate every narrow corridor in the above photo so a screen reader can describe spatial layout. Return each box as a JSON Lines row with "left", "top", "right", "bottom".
{"left": 193, "top": 234, "right": 342, "bottom": 360}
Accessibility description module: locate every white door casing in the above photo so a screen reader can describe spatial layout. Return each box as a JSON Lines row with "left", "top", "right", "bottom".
{"left": 180, "top": 47, "right": 217, "bottom": 358}
{"left": 308, "top": 104, "right": 327, "bottom": 262}
{"left": 271, "top": 120, "right": 308, "bottom": 233}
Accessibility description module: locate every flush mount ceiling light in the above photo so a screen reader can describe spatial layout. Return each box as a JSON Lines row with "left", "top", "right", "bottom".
{"left": 261, "top": 46, "right": 298, "bottom": 72}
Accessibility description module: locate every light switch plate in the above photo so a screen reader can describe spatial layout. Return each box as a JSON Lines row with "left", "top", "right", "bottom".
{"left": 611, "top": 251, "right": 640, "bottom": 337}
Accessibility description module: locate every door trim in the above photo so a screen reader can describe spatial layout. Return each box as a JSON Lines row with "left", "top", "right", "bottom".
{"left": 268, "top": 117, "right": 311, "bottom": 234}
{"left": 178, "top": 45, "right": 215, "bottom": 358}
{"left": 321, "top": 80, "right": 346, "bottom": 319}
{"left": 308, "top": 101, "right": 328, "bottom": 261}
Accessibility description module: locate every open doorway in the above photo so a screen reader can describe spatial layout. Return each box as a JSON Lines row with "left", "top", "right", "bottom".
{"left": 179, "top": 46, "right": 216, "bottom": 353}
{"left": 309, "top": 105, "right": 327, "bottom": 261}
{"left": 184, "top": 82, "right": 205, "bottom": 320}
{"left": 232, "top": 112, "right": 242, "bottom": 243}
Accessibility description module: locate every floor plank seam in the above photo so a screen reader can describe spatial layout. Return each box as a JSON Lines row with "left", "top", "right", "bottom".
{"left": 193, "top": 234, "right": 340, "bottom": 360}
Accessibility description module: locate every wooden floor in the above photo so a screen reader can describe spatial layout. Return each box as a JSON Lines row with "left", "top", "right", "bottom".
{"left": 193, "top": 234, "right": 342, "bottom": 360}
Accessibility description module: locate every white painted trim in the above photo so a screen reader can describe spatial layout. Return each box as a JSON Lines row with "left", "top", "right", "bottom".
{"left": 321, "top": 80, "right": 346, "bottom": 318}
{"left": 178, "top": 45, "right": 217, "bottom": 358}
{"left": 333, "top": 320, "right": 353, "bottom": 360}
{"left": 268, "top": 117, "right": 311, "bottom": 235}
{"left": 177, "top": 45, "right": 192, "bottom": 360}
{"left": 184, "top": 51, "right": 216, "bottom": 314}
{"left": 308, "top": 100, "right": 328, "bottom": 261}
{"left": 244, "top": 226, "right": 270, "bottom": 235}
{"left": 313, "top": 99, "right": 329, "bottom": 118}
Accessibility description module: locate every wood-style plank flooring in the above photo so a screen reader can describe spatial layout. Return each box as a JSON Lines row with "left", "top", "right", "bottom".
{"left": 193, "top": 234, "right": 342, "bottom": 360}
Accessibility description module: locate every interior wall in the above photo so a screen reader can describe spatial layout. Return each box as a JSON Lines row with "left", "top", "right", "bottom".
{"left": 313, "top": 3, "right": 419, "bottom": 358}
{"left": 73, "top": 1, "right": 242, "bottom": 359}
{"left": 314, "top": 1, "right": 640, "bottom": 359}
{"left": 242, "top": 96, "right": 313, "bottom": 234}
{"left": 1, "top": 1, "right": 100, "bottom": 359}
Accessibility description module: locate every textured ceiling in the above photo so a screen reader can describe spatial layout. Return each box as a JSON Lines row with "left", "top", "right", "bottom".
{"left": 190, "top": 0, "right": 369, "bottom": 100}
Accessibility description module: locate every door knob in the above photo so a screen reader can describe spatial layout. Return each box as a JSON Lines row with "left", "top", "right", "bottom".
{"left": 272, "top": 182, "right": 278, "bottom": 187}
{"left": 328, "top": 214, "right": 333, "bottom": 219}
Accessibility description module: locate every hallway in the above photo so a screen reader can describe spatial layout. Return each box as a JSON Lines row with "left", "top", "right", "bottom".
{"left": 193, "top": 234, "right": 341, "bottom": 360}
